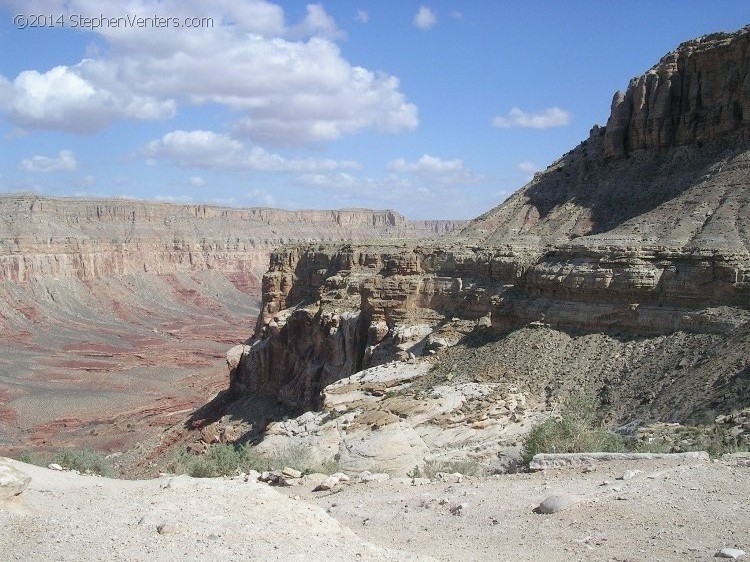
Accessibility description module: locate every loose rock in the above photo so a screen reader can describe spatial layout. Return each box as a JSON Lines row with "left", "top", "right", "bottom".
{"left": 535, "top": 494, "right": 579, "bottom": 514}
{"left": 450, "top": 503, "right": 468, "bottom": 516}
{"left": 0, "top": 459, "right": 31, "bottom": 500}
{"left": 313, "top": 475, "right": 341, "bottom": 491}
{"left": 281, "top": 467, "right": 302, "bottom": 479}
{"left": 620, "top": 469, "right": 643, "bottom": 481}
{"left": 716, "top": 548, "right": 746, "bottom": 559}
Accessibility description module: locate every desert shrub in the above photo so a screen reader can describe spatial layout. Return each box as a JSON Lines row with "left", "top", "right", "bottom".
{"left": 170, "top": 443, "right": 322, "bottom": 478}
{"left": 630, "top": 438, "right": 672, "bottom": 454}
{"left": 51, "top": 448, "right": 115, "bottom": 477}
{"left": 316, "top": 457, "right": 341, "bottom": 475}
{"left": 630, "top": 423, "right": 749, "bottom": 458}
{"left": 266, "top": 443, "right": 313, "bottom": 472}
{"left": 320, "top": 409, "right": 341, "bottom": 424}
{"left": 422, "top": 458, "right": 484, "bottom": 478}
{"left": 169, "top": 443, "right": 270, "bottom": 478}
{"left": 521, "top": 394, "right": 624, "bottom": 466}
{"left": 669, "top": 425, "right": 748, "bottom": 458}
{"left": 17, "top": 451, "right": 48, "bottom": 467}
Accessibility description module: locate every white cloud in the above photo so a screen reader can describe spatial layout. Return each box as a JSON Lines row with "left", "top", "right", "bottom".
{"left": 288, "top": 3, "right": 345, "bottom": 40}
{"left": 356, "top": 10, "right": 369, "bottom": 23}
{"left": 292, "top": 154, "right": 485, "bottom": 212}
{"left": 492, "top": 107, "right": 572, "bottom": 129}
{"left": 2, "top": 66, "right": 175, "bottom": 133}
{"left": 296, "top": 172, "right": 358, "bottom": 188}
{"left": 4, "top": 128, "right": 29, "bottom": 140}
{"left": 386, "top": 154, "right": 483, "bottom": 184}
{"left": 292, "top": 170, "right": 489, "bottom": 218}
{"left": 189, "top": 176, "right": 206, "bottom": 187}
{"left": 19, "top": 150, "right": 77, "bottom": 172}
{"left": 144, "top": 130, "right": 243, "bottom": 168}
{"left": 155, "top": 194, "right": 194, "bottom": 203}
{"left": 450, "top": 10, "right": 463, "bottom": 20}
{"left": 0, "top": 1, "right": 418, "bottom": 143}
{"left": 413, "top": 6, "right": 437, "bottom": 30}
{"left": 517, "top": 161, "right": 540, "bottom": 182}
{"left": 143, "top": 130, "right": 362, "bottom": 172}
{"left": 388, "top": 154, "right": 463, "bottom": 174}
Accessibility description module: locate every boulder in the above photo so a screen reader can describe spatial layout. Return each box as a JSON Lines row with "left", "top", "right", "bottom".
{"left": 0, "top": 458, "right": 31, "bottom": 500}
{"left": 535, "top": 494, "right": 580, "bottom": 514}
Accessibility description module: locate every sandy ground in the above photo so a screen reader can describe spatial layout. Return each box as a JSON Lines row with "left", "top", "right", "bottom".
{"left": 2, "top": 456, "right": 749, "bottom": 561}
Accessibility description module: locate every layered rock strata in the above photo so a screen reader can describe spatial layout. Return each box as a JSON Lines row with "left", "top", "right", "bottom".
{"left": 0, "top": 196, "right": 462, "bottom": 286}
{"left": 0, "top": 196, "right": 461, "bottom": 452}
{"left": 227, "top": 28, "right": 750, "bottom": 473}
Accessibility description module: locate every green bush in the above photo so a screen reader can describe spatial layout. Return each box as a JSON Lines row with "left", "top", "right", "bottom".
{"left": 407, "top": 465, "right": 422, "bottom": 479}
{"left": 632, "top": 425, "right": 749, "bottom": 458}
{"left": 686, "top": 426, "right": 748, "bottom": 458}
{"left": 521, "top": 394, "right": 624, "bottom": 466}
{"left": 170, "top": 443, "right": 272, "bottom": 478}
{"left": 17, "top": 451, "right": 48, "bottom": 467}
{"left": 266, "top": 443, "right": 313, "bottom": 473}
{"left": 169, "top": 442, "right": 325, "bottom": 478}
{"left": 316, "top": 457, "right": 341, "bottom": 475}
{"left": 51, "top": 448, "right": 115, "bottom": 477}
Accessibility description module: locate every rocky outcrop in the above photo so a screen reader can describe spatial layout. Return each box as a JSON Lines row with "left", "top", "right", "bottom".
{"left": 252, "top": 361, "right": 537, "bottom": 476}
{"left": 462, "top": 29, "right": 750, "bottom": 246}
{"left": 257, "top": 243, "right": 536, "bottom": 323}
{"left": 604, "top": 28, "right": 750, "bottom": 158}
{"left": 232, "top": 242, "right": 541, "bottom": 411}
{"left": 0, "top": 457, "right": 31, "bottom": 499}
{"left": 233, "top": 236, "right": 748, "bottom": 413}
{"left": 227, "top": 27, "right": 750, "bottom": 473}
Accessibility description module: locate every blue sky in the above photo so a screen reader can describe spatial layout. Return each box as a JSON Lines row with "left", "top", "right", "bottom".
{"left": 0, "top": 1, "right": 748, "bottom": 219}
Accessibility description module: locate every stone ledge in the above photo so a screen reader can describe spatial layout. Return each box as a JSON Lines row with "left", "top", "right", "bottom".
{"left": 529, "top": 451, "right": 710, "bottom": 471}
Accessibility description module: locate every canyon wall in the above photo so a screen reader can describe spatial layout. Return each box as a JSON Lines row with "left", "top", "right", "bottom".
{"left": 603, "top": 29, "right": 750, "bottom": 158}
{"left": 230, "top": 27, "right": 750, "bottom": 422}
{"left": 0, "top": 196, "right": 462, "bottom": 287}
{"left": 0, "top": 195, "right": 462, "bottom": 451}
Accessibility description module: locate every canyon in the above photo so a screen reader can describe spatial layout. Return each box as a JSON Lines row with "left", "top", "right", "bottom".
{"left": 2, "top": 23, "right": 750, "bottom": 562}
{"left": 0, "top": 196, "right": 461, "bottom": 457}
{"left": 1, "top": 27, "right": 748, "bottom": 481}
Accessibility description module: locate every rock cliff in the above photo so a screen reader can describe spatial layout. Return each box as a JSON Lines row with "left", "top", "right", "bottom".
{"left": 603, "top": 28, "right": 750, "bottom": 158}
{"left": 0, "top": 195, "right": 462, "bottom": 286}
{"left": 0, "top": 195, "right": 462, "bottom": 453}
{"left": 226, "top": 27, "right": 750, "bottom": 474}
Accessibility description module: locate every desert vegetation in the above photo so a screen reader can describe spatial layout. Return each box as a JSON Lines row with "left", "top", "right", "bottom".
{"left": 167, "top": 443, "right": 341, "bottom": 478}
{"left": 19, "top": 448, "right": 115, "bottom": 477}
{"left": 521, "top": 394, "right": 625, "bottom": 466}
